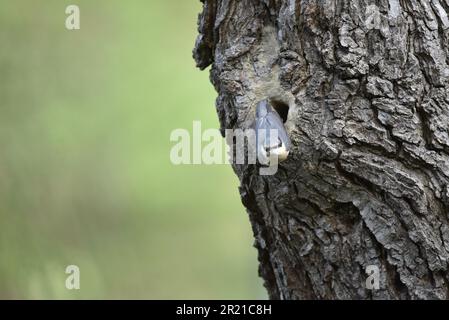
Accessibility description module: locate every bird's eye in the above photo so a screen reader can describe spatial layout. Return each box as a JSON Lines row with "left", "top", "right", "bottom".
{"left": 277, "top": 138, "right": 283, "bottom": 148}
{"left": 264, "top": 147, "right": 271, "bottom": 156}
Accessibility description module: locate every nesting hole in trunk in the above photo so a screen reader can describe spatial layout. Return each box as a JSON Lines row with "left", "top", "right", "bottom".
{"left": 269, "top": 99, "right": 289, "bottom": 123}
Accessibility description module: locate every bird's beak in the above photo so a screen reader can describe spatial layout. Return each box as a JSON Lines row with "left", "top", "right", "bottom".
{"left": 269, "top": 144, "right": 289, "bottom": 162}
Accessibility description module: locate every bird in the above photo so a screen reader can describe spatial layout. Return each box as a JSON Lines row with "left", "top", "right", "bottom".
{"left": 255, "top": 99, "right": 291, "bottom": 165}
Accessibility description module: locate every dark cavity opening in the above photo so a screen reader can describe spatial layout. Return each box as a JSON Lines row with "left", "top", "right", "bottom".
{"left": 270, "top": 99, "right": 289, "bottom": 123}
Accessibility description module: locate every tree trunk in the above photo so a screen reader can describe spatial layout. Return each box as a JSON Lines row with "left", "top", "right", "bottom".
{"left": 194, "top": 0, "right": 449, "bottom": 299}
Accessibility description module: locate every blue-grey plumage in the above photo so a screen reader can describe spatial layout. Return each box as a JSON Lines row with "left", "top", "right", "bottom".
{"left": 255, "top": 100, "right": 291, "bottom": 164}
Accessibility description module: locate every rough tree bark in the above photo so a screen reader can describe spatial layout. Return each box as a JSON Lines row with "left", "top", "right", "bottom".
{"left": 194, "top": 0, "right": 449, "bottom": 299}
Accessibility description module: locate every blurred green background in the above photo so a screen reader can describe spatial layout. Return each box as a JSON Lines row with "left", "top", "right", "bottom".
{"left": 0, "top": 0, "right": 264, "bottom": 299}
